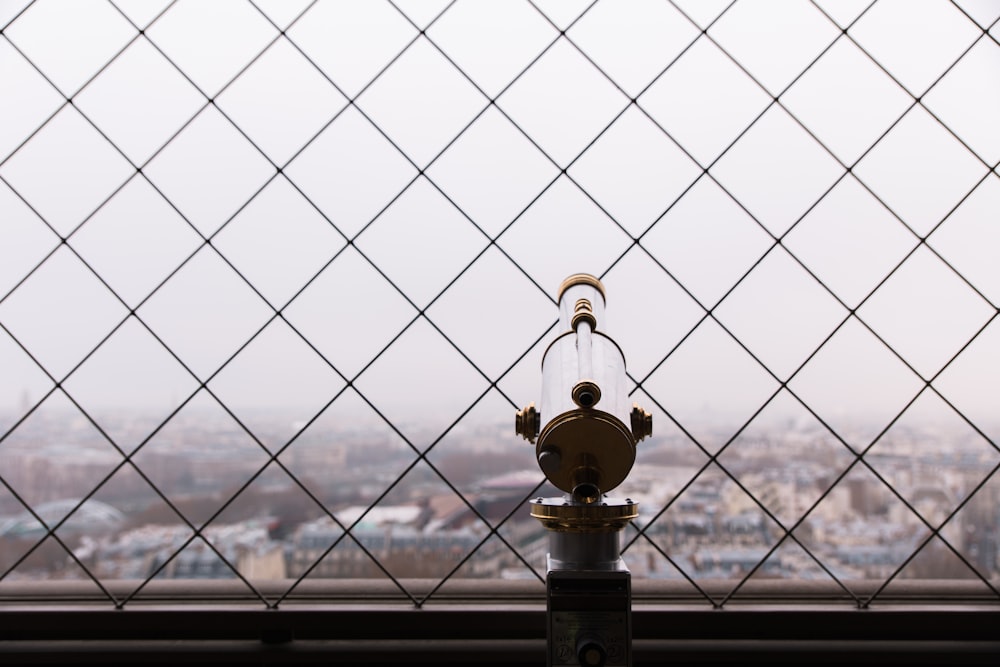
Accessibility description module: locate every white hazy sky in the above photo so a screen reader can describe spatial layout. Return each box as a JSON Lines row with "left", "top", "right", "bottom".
{"left": 1, "top": 0, "right": 999, "bottom": 450}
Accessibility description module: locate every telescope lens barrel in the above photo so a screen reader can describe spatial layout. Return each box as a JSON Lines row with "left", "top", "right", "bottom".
{"left": 517, "top": 274, "right": 651, "bottom": 497}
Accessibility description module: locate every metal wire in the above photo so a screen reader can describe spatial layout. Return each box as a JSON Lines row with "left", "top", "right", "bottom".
{"left": 0, "top": 0, "right": 997, "bottom": 611}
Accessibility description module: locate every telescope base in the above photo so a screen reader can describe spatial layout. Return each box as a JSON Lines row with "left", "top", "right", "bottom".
{"left": 533, "top": 497, "right": 636, "bottom": 667}
{"left": 547, "top": 568, "right": 631, "bottom": 667}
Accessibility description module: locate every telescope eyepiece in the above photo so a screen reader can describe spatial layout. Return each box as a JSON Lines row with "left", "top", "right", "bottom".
{"left": 572, "top": 482, "right": 601, "bottom": 504}
{"left": 572, "top": 381, "right": 601, "bottom": 409}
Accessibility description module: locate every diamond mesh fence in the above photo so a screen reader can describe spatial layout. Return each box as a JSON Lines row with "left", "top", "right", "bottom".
{"left": 1, "top": 0, "right": 999, "bottom": 610}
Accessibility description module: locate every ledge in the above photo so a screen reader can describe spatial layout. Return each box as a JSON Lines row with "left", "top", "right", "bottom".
{"left": 2, "top": 577, "right": 999, "bottom": 604}
{"left": 2, "top": 580, "right": 999, "bottom": 665}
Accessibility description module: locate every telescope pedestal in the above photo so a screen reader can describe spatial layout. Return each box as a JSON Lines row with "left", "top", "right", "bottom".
{"left": 531, "top": 497, "right": 638, "bottom": 667}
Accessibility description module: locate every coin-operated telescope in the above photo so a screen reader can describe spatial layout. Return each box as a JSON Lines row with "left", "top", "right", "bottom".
{"left": 516, "top": 274, "right": 652, "bottom": 667}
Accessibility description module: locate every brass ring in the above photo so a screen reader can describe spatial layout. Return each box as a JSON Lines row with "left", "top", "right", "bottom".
{"left": 558, "top": 274, "right": 605, "bottom": 303}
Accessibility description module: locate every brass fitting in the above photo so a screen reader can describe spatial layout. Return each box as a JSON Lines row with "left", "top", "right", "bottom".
{"left": 571, "top": 380, "right": 601, "bottom": 409}
{"left": 558, "top": 274, "right": 606, "bottom": 303}
{"left": 571, "top": 298, "right": 597, "bottom": 330}
{"left": 535, "top": 410, "right": 635, "bottom": 495}
{"left": 571, "top": 464, "right": 601, "bottom": 504}
{"left": 630, "top": 403, "right": 652, "bottom": 442}
{"left": 530, "top": 497, "right": 638, "bottom": 532}
{"left": 515, "top": 403, "right": 539, "bottom": 443}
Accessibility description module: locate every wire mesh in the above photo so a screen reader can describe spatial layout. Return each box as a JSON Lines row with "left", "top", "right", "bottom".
{"left": 1, "top": 0, "right": 999, "bottom": 610}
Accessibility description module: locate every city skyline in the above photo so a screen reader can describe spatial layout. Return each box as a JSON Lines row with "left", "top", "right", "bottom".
{"left": 2, "top": 407, "right": 998, "bottom": 587}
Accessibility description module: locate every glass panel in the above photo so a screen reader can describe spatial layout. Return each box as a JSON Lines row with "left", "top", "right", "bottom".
{"left": 1, "top": 1, "right": 996, "bottom": 607}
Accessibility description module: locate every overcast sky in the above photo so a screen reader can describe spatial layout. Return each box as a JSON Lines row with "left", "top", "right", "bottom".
{"left": 1, "top": 0, "right": 998, "bottom": 452}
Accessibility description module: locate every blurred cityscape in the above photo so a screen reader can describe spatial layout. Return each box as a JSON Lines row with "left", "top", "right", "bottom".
{"left": 2, "top": 406, "right": 999, "bottom": 587}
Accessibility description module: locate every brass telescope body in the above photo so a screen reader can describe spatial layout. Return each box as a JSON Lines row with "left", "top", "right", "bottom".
{"left": 516, "top": 273, "right": 652, "bottom": 511}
